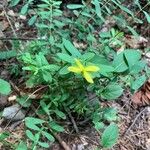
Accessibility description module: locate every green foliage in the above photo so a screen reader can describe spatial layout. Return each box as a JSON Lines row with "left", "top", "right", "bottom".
{"left": 10, "top": 0, "right": 20, "bottom": 6}
{"left": 0, "top": 50, "right": 16, "bottom": 60}
{"left": 100, "top": 83, "right": 123, "bottom": 100}
{"left": 16, "top": 141, "right": 27, "bottom": 150}
{"left": 25, "top": 117, "right": 55, "bottom": 149}
{"left": 0, "top": 132, "right": 10, "bottom": 141}
{"left": 101, "top": 123, "right": 119, "bottom": 148}
{"left": 0, "top": 79, "right": 11, "bottom": 95}
{"left": 6, "top": 0, "right": 150, "bottom": 149}
{"left": 143, "top": 11, "right": 150, "bottom": 23}
{"left": 21, "top": 52, "right": 59, "bottom": 87}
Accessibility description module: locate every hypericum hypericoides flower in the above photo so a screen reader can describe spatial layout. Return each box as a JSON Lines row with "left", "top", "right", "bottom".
{"left": 68, "top": 58, "right": 100, "bottom": 84}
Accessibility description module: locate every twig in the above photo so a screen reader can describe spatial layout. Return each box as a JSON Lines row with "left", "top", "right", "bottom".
{"left": 51, "top": 132, "right": 71, "bottom": 150}
{"left": 9, "top": 80, "right": 21, "bottom": 96}
{"left": 2, "top": 6, "right": 24, "bottom": 49}
{"left": 64, "top": 107, "right": 79, "bottom": 133}
{"left": 2, "top": 7, "right": 17, "bottom": 38}
{"left": 4, "top": 86, "right": 47, "bottom": 130}
{"left": 31, "top": 105, "right": 71, "bottom": 150}
{"left": 0, "top": 37, "right": 47, "bottom": 41}
{"left": 78, "top": 118, "right": 90, "bottom": 125}
{"left": 123, "top": 107, "right": 147, "bottom": 136}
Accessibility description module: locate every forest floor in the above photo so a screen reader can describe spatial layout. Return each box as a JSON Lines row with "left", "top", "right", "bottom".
{"left": 0, "top": 0, "right": 150, "bottom": 150}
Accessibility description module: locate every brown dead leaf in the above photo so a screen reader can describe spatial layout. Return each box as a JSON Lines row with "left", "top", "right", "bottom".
{"left": 145, "top": 89, "right": 150, "bottom": 99}
{"left": 131, "top": 91, "right": 142, "bottom": 104}
{"left": 124, "top": 35, "right": 148, "bottom": 49}
{"left": 0, "top": 20, "right": 9, "bottom": 31}
{"left": 132, "top": 80, "right": 150, "bottom": 106}
{"left": 141, "top": 94, "right": 149, "bottom": 105}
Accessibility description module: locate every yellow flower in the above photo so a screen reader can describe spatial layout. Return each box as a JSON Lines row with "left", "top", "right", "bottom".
{"left": 68, "top": 59, "right": 100, "bottom": 83}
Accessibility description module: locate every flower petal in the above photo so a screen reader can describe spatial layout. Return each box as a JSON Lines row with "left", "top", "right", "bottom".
{"left": 83, "top": 71, "right": 94, "bottom": 83}
{"left": 75, "top": 59, "right": 84, "bottom": 70}
{"left": 85, "top": 66, "right": 100, "bottom": 72}
{"left": 68, "top": 66, "right": 81, "bottom": 73}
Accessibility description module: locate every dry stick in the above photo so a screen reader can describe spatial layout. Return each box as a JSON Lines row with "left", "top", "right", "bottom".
{"left": 123, "top": 107, "right": 147, "bottom": 136}
{"left": 2, "top": 7, "right": 17, "bottom": 38}
{"left": 31, "top": 105, "right": 71, "bottom": 150}
{"left": 2, "top": 6, "right": 24, "bottom": 50}
{"left": 65, "top": 107, "right": 79, "bottom": 133}
{"left": 0, "top": 37, "right": 46, "bottom": 41}
{"left": 9, "top": 80, "right": 21, "bottom": 96}
{"left": 4, "top": 85, "right": 47, "bottom": 130}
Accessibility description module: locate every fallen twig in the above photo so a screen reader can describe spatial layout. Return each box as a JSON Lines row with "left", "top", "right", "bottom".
{"left": 0, "top": 37, "right": 47, "bottom": 41}
{"left": 9, "top": 80, "right": 21, "bottom": 96}
{"left": 123, "top": 107, "right": 147, "bottom": 136}
{"left": 65, "top": 107, "right": 79, "bottom": 133}
{"left": 4, "top": 86, "right": 47, "bottom": 130}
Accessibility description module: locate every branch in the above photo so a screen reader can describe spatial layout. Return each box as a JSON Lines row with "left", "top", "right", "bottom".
{"left": 0, "top": 37, "right": 47, "bottom": 41}
{"left": 123, "top": 107, "right": 147, "bottom": 136}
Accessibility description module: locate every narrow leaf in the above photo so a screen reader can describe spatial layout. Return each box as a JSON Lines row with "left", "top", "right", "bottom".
{"left": 143, "top": 11, "right": 150, "bottom": 23}
{"left": 63, "top": 39, "right": 81, "bottom": 57}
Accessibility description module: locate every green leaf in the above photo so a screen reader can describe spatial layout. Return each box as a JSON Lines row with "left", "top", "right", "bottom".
{"left": 49, "top": 122, "right": 64, "bottom": 132}
{"left": 17, "top": 96, "right": 32, "bottom": 107}
{"left": 101, "top": 83, "right": 123, "bottom": 100}
{"left": 25, "top": 122, "right": 40, "bottom": 131}
{"left": 99, "top": 64, "right": 114, "bottom": 73}
{"left": 42, "top": 71, "right": 52, "bottom": 82}
{"left": 0, "top": 50, "right": 17, "bottom": 60}
{"left": 16, "top": 141, "right": 27, "bottom": 150}
{"left": 57, "top": 53, "right": 73, "bottom": 63}
{"left": 0, "top": 132, "right": 10, "bottom": 141}
{"left": 25, "top": 117, "right": 45, "bottom": 131}
{"left": 129, "top": 60, "right": 146, "bottom": 74}
{"left": 113, "top": 52, "right": 128, "bottom": 73}
{"left": 42, "top": 131, "right": 55, "bottom": 142}
{"left": 40, "top": 100, "right": 50, "bottom": 115}
{"left": 103, "top": 108, "right": 118, "bottom": 122}
{"left": 59, "top": 65, "right": 69, "bottom": 75}
{"left": 124, "top": 50, "right": 141, "bottom": 68}
{"left": 10, "top": 0, "right": 20, "bottom": 6}
{"left": 28, "top": 15, "right": 37, "bottom": 26}
{"left": 26, "top": 130, "right": 35, "bottom": 141}
{"left": 94, "top": 0, "right": 101, "bottom": 18}
{"left": 111, "top": 0, "right": 134, "bottom": 17}
{"left": 63, "top": 39, "right": 81, "bottom": 57}
{"left": 91, "top": 55, "right": 110, "bottom": 65}
{"left": 101, "top": 123, "right": 119, "bottom": 148}
{"left": 67, "top": 4, "right": 84, "bottom": 9}
{"left": 81, "top": 52, "right": 95, "bottom": 61}
{"left": 25, "top": 117, "right": 45, "bottom": 124}
{"left": 131, "top": 75, "right": 146, "bottom": 91}
{"left": 21, "top": 4, "right": 29, "bottom": 15}
{"left": 54, "top": 109, "right": 66, "bottom": 119}
{"left": 99, "top": 31, "right": 111, "bottom": 38}
{"left": 42, "top": 65, "right": 60, "bottom": 71}
{"left": 38, "top": 141, "right": 49, "bottom": 148}
{"left": 0, "top": 79, "right": 11, "bottom": 95}
{"left": 94, "top": 122, "right": 105, "bottom": 130}
{"left": 143, "top": 11, "right": 150, "bottom": 23}
{"left": 87, "top": 34, "right": 96, "bottom": 42}
{"left": 127, "top": 26, "right": 139, "bottom": 36}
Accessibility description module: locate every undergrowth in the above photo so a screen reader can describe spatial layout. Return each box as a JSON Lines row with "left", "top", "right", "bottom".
{"left": 0, "top": 0, "right": 150, "bottom": 149}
